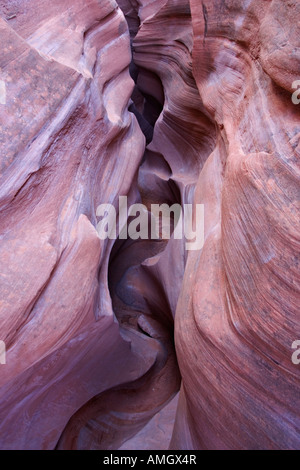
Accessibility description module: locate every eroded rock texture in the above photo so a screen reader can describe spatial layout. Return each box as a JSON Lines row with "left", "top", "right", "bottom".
{"left": 0, "top": 0, "right": 179, "bottom": 450}
{"left": 171, "top": 0, "right": 300, "bottom": 450}
{"left": 0, "top": 0, "right": 299, "bottom": 450}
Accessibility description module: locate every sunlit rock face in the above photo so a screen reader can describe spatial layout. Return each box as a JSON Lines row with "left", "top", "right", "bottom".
{"left": 0, "top": 0, "right": 299, "bottom": 450}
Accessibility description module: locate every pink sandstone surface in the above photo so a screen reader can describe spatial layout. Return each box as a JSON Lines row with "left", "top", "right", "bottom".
{"left": 0, "top": 0, "right": 299, "bottom": 450}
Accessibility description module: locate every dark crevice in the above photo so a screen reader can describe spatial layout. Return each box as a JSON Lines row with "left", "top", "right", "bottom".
{"left": 126, "top": 10, "right": 164, "bottom": 145}
{"left": 55, "top": 3, "right": 181, "bottom": 450}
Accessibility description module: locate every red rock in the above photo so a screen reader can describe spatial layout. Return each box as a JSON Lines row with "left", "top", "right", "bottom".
{"left": 0, "top": 0, "right": 154, "bottom": 450}
{"left": 119, "top": 393, "right": 179, "bottom": 450}
{"left": 171, "top": 0, "right": 300, "bottom": 450}
{"left": 0, "top": 0, "right": 299, "bottom": 451}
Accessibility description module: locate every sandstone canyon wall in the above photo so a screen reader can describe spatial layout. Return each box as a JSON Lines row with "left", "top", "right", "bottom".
{"left": 0, "top": 0, "right": 299, "bottom": 450}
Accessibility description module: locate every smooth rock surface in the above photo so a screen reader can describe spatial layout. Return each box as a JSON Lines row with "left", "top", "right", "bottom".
{"left": 0, "top": 0, "right": 177, "bottom": 449}
{"left": 0, "top": 0, "right": 299, "bottom": 451}
{"left": 171, "top": 0, "right": 300, "bottom": 450}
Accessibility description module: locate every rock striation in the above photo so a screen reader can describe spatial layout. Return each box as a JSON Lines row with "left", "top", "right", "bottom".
{"left": 0, "top": 0, "right": 299, "bottom": 450}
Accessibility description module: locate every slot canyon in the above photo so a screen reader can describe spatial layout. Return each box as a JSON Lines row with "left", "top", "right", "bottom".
{"left": 0, "top": 0, "right": 299, "bottom": 450}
